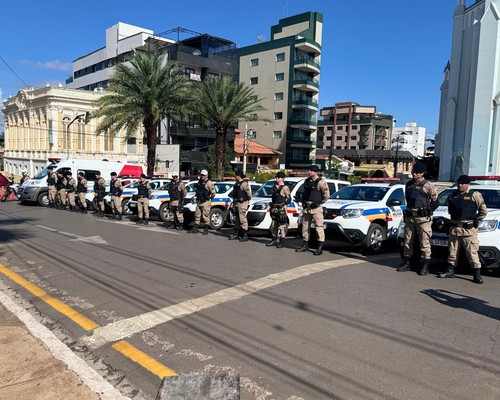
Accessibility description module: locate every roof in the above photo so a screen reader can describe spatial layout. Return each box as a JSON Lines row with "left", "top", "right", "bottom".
{"left": 234, "top": 138, "right": 281, "bottom": 156}
{"left": 316, "top": 149, "right": 415, "bottom": 161}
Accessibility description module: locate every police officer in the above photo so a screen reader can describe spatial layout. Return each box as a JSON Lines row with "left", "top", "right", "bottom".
{"left": 168, "top": 174, "right": 187, "bottom": 230}
{"left": 189, "top": 169, "right": 215, "bottom": 235}
{"left": 439, "top": 174, "right": 488, "bottom": 284}
{"left": 296, "top": 165, "right": 330, "bottom": 256}
{"left": 76, "top": 172, "right": 88, "bottom": 213}
{"left": 93, "top": 171, "right": 106, "bottom": 217}
{"left": 398, "top": 162, "right": 439, "bottom": 275}
{"left": 267, "top": 171, "right": 291, "bottom": 248}
{"left": 65, "top": 171, "right": 77, "bottom": 211}
{"left": 55, "top": 171, "right": 67, "bottom": 210}
{"left": 228, "top": 171, "right": 252, "bottom": 242}
{"left": 109, "top": 172, "right": 123, "bottom": 220}
{"left": 136, "top": 174, "right": 152, "bottom": 225}
{"left": 46, "top": 165, "right": 57, "bottom": 208}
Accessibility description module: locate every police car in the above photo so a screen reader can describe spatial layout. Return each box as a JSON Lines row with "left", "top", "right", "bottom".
{"left": 247, "top": 177, "right": 350, "bottom": 235}
{"left": 398, "top": 176, "right": 500, "bottom": 270}
{"left": 323, "top": 179, "right": 406, "bottom": 253}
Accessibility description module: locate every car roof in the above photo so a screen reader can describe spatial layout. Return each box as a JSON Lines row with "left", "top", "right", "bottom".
{"left": 348, "top": 183, "right": 404, "bottom": 188}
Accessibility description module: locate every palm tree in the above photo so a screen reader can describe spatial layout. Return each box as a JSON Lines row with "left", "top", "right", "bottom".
{"left": 191, "top": 77, "right": 266, "bottom": 180}
{"left": 94, "top": 51, "right": 193, "bottom": 175}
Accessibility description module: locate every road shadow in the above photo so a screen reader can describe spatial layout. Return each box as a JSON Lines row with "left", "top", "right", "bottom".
{"left": 421, "top": 289, "right": 500, "bottom": 321}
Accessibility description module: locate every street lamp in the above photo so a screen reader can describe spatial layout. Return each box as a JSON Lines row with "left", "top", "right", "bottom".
{"left": 393, "top": 133, "right": 404, "bottom": 178}
{"left": 242, "top": 123, "right": 255, "bottom": 175}
{"left": 63, "top": 113, "right": 88, "bottom": 158}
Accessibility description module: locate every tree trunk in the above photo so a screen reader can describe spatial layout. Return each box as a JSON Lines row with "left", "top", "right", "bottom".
{"left": 215, "top": 129, "right": 226, "bottom": 181}
{"left": 145, "top": 124, "right": 157, "bottom": 176}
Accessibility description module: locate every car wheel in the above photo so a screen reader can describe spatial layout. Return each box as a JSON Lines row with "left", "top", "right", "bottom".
{"left": 364, "top": 223, "right": 386, "bottom": 254}
{"left": 209, "top": 208, "right": 225, "bottom": 230}
{"left": 159, "top": 202, "right": 170, "bottom": 222}
{"left": 37, "top": 191, "right": 49, "bottom": 207}
{"left": 122, "top": 199, "right": 132, "bottom": 215}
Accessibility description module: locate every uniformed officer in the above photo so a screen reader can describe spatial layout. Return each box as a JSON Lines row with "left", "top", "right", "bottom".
{"left": 46, "top": 165, "right": 57, "bottom": 208}
{"left": 168, "top": 174, "right": 187, "bottom": 230}
{"left": 439, "top": 174, "right": 488, "bottom": 284}
{"left": 55, "top": 171, "right": 67, "bottom": 210}
{"left": 76, "top": 172, "right": 88, "bottom": 213}
{"left": 189, "top": 169, "right": 215, "bottom": 235}
{"left": 296, "top": 165, "right": 330, "bottom": 256}
{"left": 93, "top": 171, "right": 106, "bottom": 217}
{"left": 398, "top": 162, "right": 439, "bottom": 275}
{"left": 228, "top": 170, "right": 252, "bottom": 242}
{"left": 109, "top": 172, "right": 123, "bottom": 220}
{"left": 136, "top": 173, "right": 152, "bottom": 225}
{"left": 65, "top": 171, "right": 77, "bottom": 211}
{"left": 266, "top": 171, "right": 291, "bottom": 248}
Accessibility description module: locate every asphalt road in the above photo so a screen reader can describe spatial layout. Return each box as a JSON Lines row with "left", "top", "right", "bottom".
{"left": 0, "top": 200, "right": 499, "bottom": 400}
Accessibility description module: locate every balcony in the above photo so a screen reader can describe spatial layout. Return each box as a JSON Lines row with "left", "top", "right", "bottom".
{"left": 292, "top": 96, "right": 318, "bottom": 110}
{"left": 293, "top": 76, "right": 319, "bottom": 92}
{"left": 289, "top": 114, "right": 317, "bottom": 130}
{"left": 294, "top": 38, "right": 321, "bottom": 55}
{"left": 288, "top": 133, "right": 316, "bottom": 147}
{"left": 294, "top": 57, "right": 320, "bottom": 74}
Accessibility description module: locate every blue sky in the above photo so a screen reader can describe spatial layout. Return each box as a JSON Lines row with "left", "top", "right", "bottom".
{"left": 0, "top": 0, "right": 457, "bottom": 134}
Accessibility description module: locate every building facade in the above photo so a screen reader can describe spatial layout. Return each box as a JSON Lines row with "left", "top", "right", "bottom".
{"left": 238, "top": 12, "right": 322, "bottom": 169}
{"left": 391, "top": 122, "right": 426, "bottom": 157}
{"left": 436, "top": 0, "right": 500, "bottom": 180}
{"left": 2, "top": 87, "right": 145, "bottom": 177}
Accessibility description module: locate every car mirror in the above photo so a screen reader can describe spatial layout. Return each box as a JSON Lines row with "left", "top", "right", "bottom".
{"left": 387, "top": 199, "right": 402, "bottom": 206}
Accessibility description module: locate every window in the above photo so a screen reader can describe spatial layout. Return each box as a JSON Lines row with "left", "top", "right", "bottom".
{"left": 251, "top": 58, "right": 259, "bottom": 67}
{"left": 276, "top": 53, "right": 285, "bottom": 62}
{"left": 336, "top": 136, "right": 342, "bottom": 140}
{"left": 337, "top": 126, "right": 343, "bottom": 131}
{"left": 352, "top": 125, "right": 358, "bottom": 130}
{"left": 273, "top": 131, "right": 282, "bottom": 138}
{"left": 250, "top": 77, "right": 258, "bottom": 85}
{"left": 275, "top": 73, "right": 284, "bottom": 81}
{"left": 350, "top": 136, "right": 357, "bottom": 140}
{"left": 274, "top": 92, "right": 283, "bottom": 101}
{"left": 274, "top": 113, "right": 283, "bottom": 120}
{"left": 208, "top": 72, "right": 219, "bottom": 79}
{"left": 184, "top": 67, "right": 195, "bottom": 76}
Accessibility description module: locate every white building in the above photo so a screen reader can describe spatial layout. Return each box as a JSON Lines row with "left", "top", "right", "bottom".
{"left": 391, "top": 122, "right": 426, "bottom": 157}
{"left": 436, "top": 0, "right": 500, "bottom": 180}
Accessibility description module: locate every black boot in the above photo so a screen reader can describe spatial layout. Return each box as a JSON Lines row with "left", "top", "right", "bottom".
{"left": 266, "top": 236, "right": 278, "bottom": 247}
{"left": 228, "top": 228, "right": 240, "bottom": 240}
{"left": 202, "top": 225, "right": 209, "bottom": 235}
{"left": 418, "top": 258, "right": 430, "bottom": 276}
{"left": 239, "top": 230, "right": 249, "bottom": 242}
{"left": 313, "top": 242, "right": 324, "bottom": 256}
{"left": 143, "top": 218, "right": 149, "bottom": 225}
{"left": 189, "top": 225, "right": 199, "bottom": 234}
{"left": 438, "top": 264, "right": 455, "bottom": 279}
{"left": 276, "top": 237, "right": 285, "bottom": 248}
{"left": 136, "top": 218, "right": 142, "bottom": 224}
{"left": 472, "top": 269, "right": 483, "bottom": 284}
{"left": 82, "top": 208, "right": 88, "bottom": 214}
{"left": 99, "top": 211, "right": 105, "bottom": 218}
{"left": 397, "top": 257, "right": 411, "bottom": 272}
{"left": 296, "top": 241, "right": 309, "bottom": 252}
{"left": 116, "top": 214, "right": 122, "bottom": 221}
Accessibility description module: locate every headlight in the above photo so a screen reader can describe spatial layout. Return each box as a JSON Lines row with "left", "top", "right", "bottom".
{"left": 341, "top": 208, "right": 363, "bottom": 218}
{"left": 478, "top": 220, "right": 498, "bottom": 232}
{"left": 252, "top": 203, "right": 269, "bottom": 211}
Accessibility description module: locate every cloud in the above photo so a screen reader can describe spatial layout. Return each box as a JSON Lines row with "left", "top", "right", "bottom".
{"left": 21, "top": 59, "right": 72, "bottom": 71}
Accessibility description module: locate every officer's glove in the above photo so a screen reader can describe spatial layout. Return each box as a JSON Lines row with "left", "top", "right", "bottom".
{"left": 473, "top": 219, "right": 479, "bottom": 228}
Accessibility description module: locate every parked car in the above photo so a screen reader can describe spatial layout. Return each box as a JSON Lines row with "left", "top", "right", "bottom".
{"left": 246, "top": 177, "right": 351, "bottom": 235}
{"left": 397, "top": 178, "right": 500, "bottom": 270}
{"left": 323, "top": 180, "right": 406, "bottom": 253}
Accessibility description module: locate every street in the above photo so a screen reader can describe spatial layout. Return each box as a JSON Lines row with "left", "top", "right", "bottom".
{"left": 0, "top": 200, "right": 499, "bottom": 400}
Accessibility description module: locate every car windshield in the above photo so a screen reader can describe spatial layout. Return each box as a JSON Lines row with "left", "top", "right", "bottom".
{"left": 253, "top": 180, "right": 300, "bottom": 198}
{"left": 34, "top": 165, "right": 55, "bottom": 180}
{"left": 438, "top": 188, "right": 500, "bottom": 209}
{"left": 214, "top": 183, "right": 234, "bottom": 194}
{"left": 331, "top": 185, "right": 389, "bottom": 202}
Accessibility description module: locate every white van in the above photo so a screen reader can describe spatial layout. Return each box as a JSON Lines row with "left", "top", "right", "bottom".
{"left": 18, "top": 159, "right": 144, "bottom": 207}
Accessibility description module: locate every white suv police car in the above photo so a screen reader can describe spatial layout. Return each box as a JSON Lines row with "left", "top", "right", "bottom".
{"left": 399, "top": 178, "right": 500, "bottom": 270}
{"left": 323, "top": 179, "right": 406, "bottom": 253}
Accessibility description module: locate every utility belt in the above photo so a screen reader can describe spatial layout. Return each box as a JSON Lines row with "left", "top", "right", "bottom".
{"left": 66, "top": 189, "right": 75, "bottom": 193}
{"left": 48, "top": 184, "right": 56, "bottom": 187}
{"left": 137, "top": 195, "right": 148, "bottom": 199}
{"left": 304, "top": 201, "right": 320, "bottom": 210}
{"left": 451, "top": 220, "right": 475, "bottom": 229}
{"left": 405, "top": 208, "right": 432, "bottom": 218}
{"left": 111, "top": 193, "right": 122, "bottom": 197}
{"left": 76, "top": 190, "right": 87, "bottom": 194}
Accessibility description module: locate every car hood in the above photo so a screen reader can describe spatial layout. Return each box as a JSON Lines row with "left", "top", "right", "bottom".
{"left": 433, "top": 206, "right": 500, "bottom": 220}
{"left": 324, "top": 199, "right": 383, "bottom": 209}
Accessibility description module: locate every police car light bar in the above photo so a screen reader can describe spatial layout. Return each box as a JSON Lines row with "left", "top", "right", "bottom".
{"left": 469, "top": 176, "right": 500, "bottom": 181}
{"left": 360, "top": 177, "right": 400, "bottom": 182}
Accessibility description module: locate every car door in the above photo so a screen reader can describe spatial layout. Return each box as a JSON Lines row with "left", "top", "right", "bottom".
{"left": 386, "top": 187, "right": 405, "bottom": 238}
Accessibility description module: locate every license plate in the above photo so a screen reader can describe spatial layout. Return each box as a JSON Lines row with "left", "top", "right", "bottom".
{"left": 430, "top": 238, "right": 448, "bottom": 247}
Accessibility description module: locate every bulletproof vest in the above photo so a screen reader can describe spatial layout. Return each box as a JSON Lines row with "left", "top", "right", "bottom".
{"left": 77, "top": 179, "right": 87, "bottom": 193}
{"left": 303, "top": 178, "right": 322, "bottom": 203}
{"left": 66, "top": 178, "right": 75, "bottom": 192}
{"left": 137, "top": 182, "right": 149, "bottom": 196}
{"left": 56, "top": 176, "right": 65, "bottom": 190}
{"left": 233, "top": 180, "right": 250, "bottom": 201}
{"left": 406, "top": 179, "right": 431, "bottom": 209}
{"left": 169, "top": 181, "right": 181, "bottom": 200}
{"left": 196, "top": 180, "right": 211, "bottom": 202}
{"left": 272, "top": 185, "right": 288, "bottom": 205}
{"left": 110, "top": 179, "right": 119, "bottom": 194}
{"left": 448, "top": 191, "right": 478, "bottom": 220}
{"left": 47, "top": 173, "right": 56, "bottom": 186}
{"left": 94, "top": 179, "right": 105, "bottom": 194}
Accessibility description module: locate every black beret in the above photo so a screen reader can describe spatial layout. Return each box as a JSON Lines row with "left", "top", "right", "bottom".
{"left": 276, "top": 171, "right": 286, "bottom": 179}
{"left": 309, "top": 165, "right": 320, "bottom": 173}
{"left": 457, "top": 175, "right": 471, "bottom": 184}
{"left": 140, "top": 173, "right": 147, "bottom": 179}
{"left": 110, "top": 172, "right": 117, "bottom": 176}
{"left": 412, "top": 162, "right": 426, "bottom": 173}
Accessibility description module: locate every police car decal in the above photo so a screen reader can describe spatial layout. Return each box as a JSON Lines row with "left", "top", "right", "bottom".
{"left": 362, "top": 208, "right": 392, "bottom": 222}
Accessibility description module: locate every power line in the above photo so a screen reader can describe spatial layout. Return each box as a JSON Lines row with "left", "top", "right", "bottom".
{"left": 0, "top": 55, "right": 29, "bottom": 88}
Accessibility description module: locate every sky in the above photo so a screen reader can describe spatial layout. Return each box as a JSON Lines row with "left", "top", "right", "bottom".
{"left": 0, "top": 0, "right": 459, "bottom": 135}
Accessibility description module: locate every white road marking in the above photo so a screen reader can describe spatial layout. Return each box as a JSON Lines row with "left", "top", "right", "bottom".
{"left": 81, "top": 257, "right": 365, "bottom": 349}
{"left": 96, "top": 219, "right": 180, "bottom": 234}
{"left": 37, "top": 225, "right": 109, "bottom": 245}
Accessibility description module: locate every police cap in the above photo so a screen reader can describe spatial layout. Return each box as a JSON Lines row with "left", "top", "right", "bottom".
{"left": 78, "top": 172, "right": 85, "bottom": 177}
{"left": 47, "top": 165, "right": 54, "bottom": 170}
{"left": 110, "top": 172, "right": 117, "bottom": 177}
{"left": 140, "top": 173, "right": 147, "bottom": 179}
{"left": 234, "top": 170, "right": 245, "bottom": 178}
{"left": 309, "top": 165, "right": 320, "bottom": 173}
{"left": 457, "top": 174, "right": 471, "bottom": 184}
{"left": 276, "top": 171, "right": 286, "bottom": 179}
{"left": 412, "top": 162, "right": 426, "bottom": 174}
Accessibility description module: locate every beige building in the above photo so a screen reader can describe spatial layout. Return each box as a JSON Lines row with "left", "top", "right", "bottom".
{"left": 2, "top": 86, "right": 145, "bottom": 177}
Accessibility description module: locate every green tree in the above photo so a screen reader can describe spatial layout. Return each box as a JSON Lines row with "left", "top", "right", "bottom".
{"left": 94, "top": 51, "right": 193, "bottom": 175}
{"left": 204, "top": 143, "right": 233, "bottom": 177}
{"left": 191, "top": 77, "right": 266, "bottom": 180}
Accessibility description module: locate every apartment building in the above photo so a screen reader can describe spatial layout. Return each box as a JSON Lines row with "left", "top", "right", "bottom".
{"left": 317, "top": 102, "right": 394, "bottom": 151}
{"left": 238, "top": 12, "right": 323, "bottom": 169}
{"left": 391, "top": 122, "right": 426, "bottom": 157}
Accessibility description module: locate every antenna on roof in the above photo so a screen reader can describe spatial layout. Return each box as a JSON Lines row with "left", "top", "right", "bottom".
{"left": 257, "top": 35, "right": 265, "bottom": 43}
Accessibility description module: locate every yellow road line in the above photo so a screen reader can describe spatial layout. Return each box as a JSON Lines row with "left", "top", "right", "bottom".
{"left": 112, "top": 340, "right": 177, "bottom": 378}
{"left": 0, "top": 263, "right": 100, "bottom": 331}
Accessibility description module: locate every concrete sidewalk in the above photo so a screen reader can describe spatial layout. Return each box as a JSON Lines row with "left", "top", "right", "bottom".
{"left": 0, "top": 286, "right": 129, "bottom": 400}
